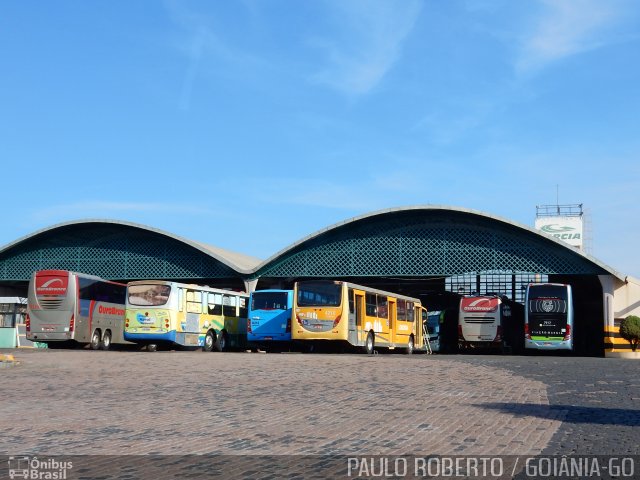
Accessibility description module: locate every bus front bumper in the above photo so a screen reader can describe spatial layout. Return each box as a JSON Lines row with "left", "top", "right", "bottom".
{"left": 525, "top": 338, "right": 572, "bottom": 350}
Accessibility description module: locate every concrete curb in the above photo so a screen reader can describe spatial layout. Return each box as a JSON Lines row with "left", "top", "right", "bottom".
{"left": 605, "top": 351, "right": 640, "bottom": 359}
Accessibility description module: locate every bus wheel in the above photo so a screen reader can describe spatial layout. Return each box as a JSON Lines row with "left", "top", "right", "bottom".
{"left": 203, "top": 331, "right": 215, "bottom": 352}
{"left": 101, "top": 331, "right": 112, "bottom": 351}
{"left": 147, "top": 344, "right": 158, "bottom": 352}
{"left": 215, "top": 331, "right": 227, "bottom": 352}
{"left": 406, "top": 335, "right": 415, "bottom": 355}
{"left": 365, "top": 332, "right": 375, "bottom": 355}
{"left": 90, "top": 330, "right": 101, "bottom": 350}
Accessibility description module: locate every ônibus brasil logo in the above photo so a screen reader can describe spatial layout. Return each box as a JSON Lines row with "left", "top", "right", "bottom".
{"left": 8, "top": 456, "right": 73, "bottom": 479}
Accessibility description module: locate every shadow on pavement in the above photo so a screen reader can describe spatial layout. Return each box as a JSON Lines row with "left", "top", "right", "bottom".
{"left": 477, "top": 402, "right": 640, "bottom": 427}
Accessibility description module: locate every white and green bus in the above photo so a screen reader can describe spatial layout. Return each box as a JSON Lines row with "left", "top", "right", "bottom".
{"left": 124, "top": 280, "right": 249, "bottom": 352}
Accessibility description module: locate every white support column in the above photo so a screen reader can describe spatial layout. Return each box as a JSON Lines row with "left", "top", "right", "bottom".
{"left": 244, "top": 278, "right": 259, "bottom": 293}
{"left": 598, "top": 275, "right": 615, "bottom": 330}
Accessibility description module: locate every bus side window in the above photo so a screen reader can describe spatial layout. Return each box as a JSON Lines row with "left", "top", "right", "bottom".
{"left": 223, "top": 295, "right": 237, "bottom": 317}
{"left": 407, "top": 302, "right": 415, "bottom": 322}
{"left": 186, "top": 290, "right": 201, "bottom": 314}
{"left": 239, "top": 297, "right": 247, "bottom": 318}
{"left": 377, "top": 295, "right": 388, "bottom": 319}
{"left": 178, "top": 288, "right": 184, "bottom": 312}
{"left": 365, "top": 293, "right": 377, "bottom": 316}
{"left": 397, "top": 299, "right": 406, "bottom": 322}
{"left": 208, "top": 293, "right": 222, "bottom": 315}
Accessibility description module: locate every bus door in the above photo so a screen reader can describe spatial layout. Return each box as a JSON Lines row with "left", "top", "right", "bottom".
{"left": 388, "top": 299, "right": 397, "bottom": 344}
{"left": 354, "top": 291, "right": 365, "bottom": 343}
{"left": 348, "top": 288, "right": 356, "bottom": 332}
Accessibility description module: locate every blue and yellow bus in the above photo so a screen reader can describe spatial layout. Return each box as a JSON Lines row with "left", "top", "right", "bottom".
{"left": 525, "top": 283, "right": 573, "bottom": 351}
{"left": 247, "top": 289, "right": 293, "bottom": 350}
{"left": 124, "top": 280, "right": 249, "bottom": 352}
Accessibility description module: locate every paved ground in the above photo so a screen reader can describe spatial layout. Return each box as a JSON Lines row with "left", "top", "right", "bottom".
{"left": 449, "top": 355, "right": 640, "bottom": 456}
{"left": 0, "top": 349, "right": 638, "bottom": 478}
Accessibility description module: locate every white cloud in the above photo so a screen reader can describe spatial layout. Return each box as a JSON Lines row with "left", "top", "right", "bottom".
{"left": 309, "top": 0, "right": 423, "bottom": 95}
{"left": 517, "top": 0, "right": 623, "bottom": 73}
{"left": 164, "top": 1, "right": 268, "bottom": 109}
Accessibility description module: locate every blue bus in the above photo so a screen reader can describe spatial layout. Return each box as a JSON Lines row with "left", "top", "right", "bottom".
{"left": 247, "top": 289, "right": 293, "bottom": 350}
{"left": 525, "top": 283, "right": 573, "bottom": 351}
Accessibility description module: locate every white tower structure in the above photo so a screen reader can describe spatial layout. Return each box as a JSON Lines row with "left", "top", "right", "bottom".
{"left": 535, "top": 203, "right": 586, "bottom": 251}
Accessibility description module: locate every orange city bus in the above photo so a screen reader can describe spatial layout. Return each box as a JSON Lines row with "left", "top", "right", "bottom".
{"left": 292, "top": 280, "right": 428, "bottom": 354}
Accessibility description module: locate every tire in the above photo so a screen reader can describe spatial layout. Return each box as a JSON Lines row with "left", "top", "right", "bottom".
{"left": 203, "top": 330, "right": 215, "bottom": 352}
{"left": 147, "top": 343, "right": 158, "bottom": 352}
{"left": 101, "top": 330, "right": 112, "bottom": 351}
{"left": 406, "top": 335, "right": 415, "bottom": 355}
{"left": 90, "top": 330, "right": 101, "bottom": 350}
{"left": 215, "top": 331, "right": 227, "bottom": 352}
{"left": 365, "top": 331, "right": 375, "bottom": 355}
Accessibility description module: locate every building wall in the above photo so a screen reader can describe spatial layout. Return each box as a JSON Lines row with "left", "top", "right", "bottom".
{"left": 613, "top": 276, "right": 640, "bottom": 319}
{"left": 602, "top": 275, "right": 640, "bottom": 354}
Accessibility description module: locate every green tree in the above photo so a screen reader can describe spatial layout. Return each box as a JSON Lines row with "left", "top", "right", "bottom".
{"left": 619, "top": 315, "right": 640, "bottom": 352}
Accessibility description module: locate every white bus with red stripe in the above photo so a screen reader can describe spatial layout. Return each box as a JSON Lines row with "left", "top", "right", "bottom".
{"left": 458, "top": 295, "right": 505, "bottom": 349}
{"left": 26, "top": 269, "right": 129, "bottom": 349}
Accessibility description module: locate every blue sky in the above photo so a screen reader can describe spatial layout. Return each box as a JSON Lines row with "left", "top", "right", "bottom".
{"left": 1, "top": 0, "right": 639, "bottom": 276}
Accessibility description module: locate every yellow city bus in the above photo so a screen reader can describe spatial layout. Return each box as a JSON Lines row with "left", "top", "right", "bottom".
{"left": 124, "top": 280, "right": 249, "bottom": 352}
{"left": 292, "top": 280, "right": 428, "bottom": 354}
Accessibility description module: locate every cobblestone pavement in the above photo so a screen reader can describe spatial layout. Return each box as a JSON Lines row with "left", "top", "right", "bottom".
{"left": 449, "top": 355, "right": 640, "bottom": 456}
{"left": 0, "top": 350, "right": 638, "bottom": 478}
{"left": 1, "top": 349, "right": 564, "bottom": 457}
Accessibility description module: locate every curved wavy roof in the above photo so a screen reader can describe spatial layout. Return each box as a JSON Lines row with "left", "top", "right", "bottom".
{"left": 251, "top": 205, "right": 625, "bottom": 280}
{"left": 0, "top": 206, "right": 627, "bottom": 281}
{"left": 0, "top": 219, "right": 262, "bottom": 274}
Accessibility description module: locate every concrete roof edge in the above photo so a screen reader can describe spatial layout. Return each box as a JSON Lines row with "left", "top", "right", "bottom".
{"left": 249, "top": 204, "right": 627, "bottom": 280}
{"left": 0, "top": 219, "right": 261, "bottom": 275}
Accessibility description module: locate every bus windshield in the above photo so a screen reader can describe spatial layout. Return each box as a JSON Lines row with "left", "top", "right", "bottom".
{"left": 251, "top": 292, "right": 289, "bottom": 311}
{"left": 297, "top": 281, "right": 342, "bottom": 307}
{"left": 528, "top": 285, "right": 568, "bottom": 301}
{"left": 128, "top": 284, "right": 171, "bottom": 306}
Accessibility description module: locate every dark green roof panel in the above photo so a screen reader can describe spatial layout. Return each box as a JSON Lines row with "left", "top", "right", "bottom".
{"left": 255, "top": 210, "right": 607, "bottom": 277}
{"left": 0, "top": 223, "right": 238, "bottom": 281}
